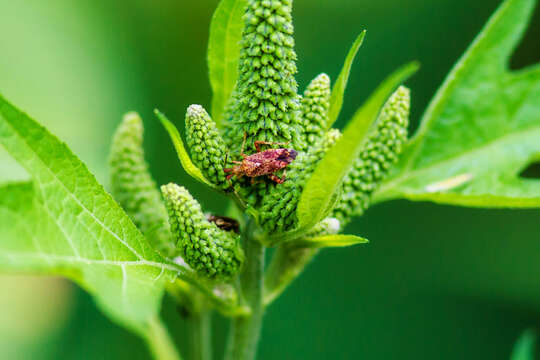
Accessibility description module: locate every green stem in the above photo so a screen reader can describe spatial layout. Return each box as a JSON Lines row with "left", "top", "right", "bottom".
{"left": 145, "top": 316, "right": 183, "bottom": 360}
{"left": 190, "top": 311, "right": 212, "bottom": 360}
{"left": 264, "top": 246, "right": 319, "bottom": 306}
{"left": 224, "top": 232, "right": 265, "bottom": 360}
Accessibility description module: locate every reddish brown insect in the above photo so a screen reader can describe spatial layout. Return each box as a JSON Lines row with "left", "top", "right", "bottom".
{"left": 224, "top": 133, "right": 298, "bottom": 184}
{"left": 207, "top": 214, "right": 240, "bottom": 234}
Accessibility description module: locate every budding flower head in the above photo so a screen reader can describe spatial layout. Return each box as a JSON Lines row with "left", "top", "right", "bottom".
{"left": 109, "top": 112, "right": 175, "bottom": 257}
{"left": 259, "top": 129, "right": 342, "bottom": 233}
{"left": 185, "top": 105, "right": 229, "bottom": 190}
{"left": 301, "top": 73, "right": 331, "bottom": 148}
{"left": 161, "top": 183, "right": 244, "bottom": 280}
{"left": 225, "top": 0, "right": 305, "bottom": 153}
{"left": 331, "top": 86, "right": 410, "bottom": 225}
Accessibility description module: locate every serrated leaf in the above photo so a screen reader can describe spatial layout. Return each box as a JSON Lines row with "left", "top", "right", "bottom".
{"left": 297, "top": 62, "right": 419, "bottom": 231}
{"left": 292, "top": 234, "right": 368, "bottom": 249}
{"left": 327, "top": 31, "right": 366, "bottom": 128}
{"left": 208, "top": 0, "right": 247, "bottom": 127}
{"left": 511, "top": 330, "right": 536, "bottom": 360}
{"left": 374, "top": 0, "right": 540, "bottom": 208}
{"left": 155, "top": 109, "right": 216, "bottom": 189}
{"left": 0, "top": 96, "right": 190, "bottom": 335}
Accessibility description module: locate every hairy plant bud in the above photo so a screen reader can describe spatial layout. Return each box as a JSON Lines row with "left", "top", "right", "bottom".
{"left": 185, "top": 104, "right": 229, "bottom": 189}
{"left": 301, "top": 73, "right": 331, "bottom": 148}
{"left": 259, "top": 129, "right": 342, "bottom": 233}
{"left": 305, "top": 217, "right": 341, "bottom": 237}
{"left": 331, "top": 86, "right": 410, "bottom": 225}
{"left": 109, "top": 112, "right": 175, "bottom": 256}
{"left": 161, "top": 183, "right": 244, "bottom": 280}
{"left": 225, "top": 0, "right": 305, "bottom": 153}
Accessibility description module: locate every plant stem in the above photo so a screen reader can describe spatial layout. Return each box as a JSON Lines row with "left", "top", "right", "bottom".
{"left": 190, "top": 311, "right": 212, "bottom": 360}
{"left": 146, "top": 316, "right": 183, "bottom": 360}
{"left": 264, "top": 246, "right": 319, "bottom": 306}
{"left": 224, "top": 230, "right": 265, "bottom": 360}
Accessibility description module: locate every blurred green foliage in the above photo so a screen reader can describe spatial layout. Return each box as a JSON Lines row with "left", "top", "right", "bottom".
{"left": 0, "top": 0, "right": 539, "bottom": 359}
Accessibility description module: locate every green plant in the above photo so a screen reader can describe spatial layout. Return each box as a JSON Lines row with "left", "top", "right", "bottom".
{"left": 0, "top": 0, "right": 538, "bottom": 359}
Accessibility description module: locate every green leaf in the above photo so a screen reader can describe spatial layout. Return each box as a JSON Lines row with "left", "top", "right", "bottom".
{"left": 208, "top": 0, "right": 247, "bottom": 127}
{"left": 374, "top": 0, "right": 540, "bottom": 208}
{"left": 291, "top": 234, "right": 368, "bottom": 249}
{"left": 297, "top": 62, "right": 419, "bottom": 231}
{"left": 155, "top": 109, "right": 216, "bottom": 189}
{"left": 327, "top": 31, "right": 366, "bottom": 128}
{"left": 0, "top": 96, "right": 190, "bottom": 334}
{"left": 511, "top": 330, "right": 536, "bottom": 360}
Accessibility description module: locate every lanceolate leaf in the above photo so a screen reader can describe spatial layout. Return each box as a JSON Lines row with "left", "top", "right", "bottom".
{"left": 208, "top": 0, "right": 247, "bottom": 127}
{"left": 327, "top": 31, "right": 366, "bottom": 128}
{"left": 296, "top": 62, "right": 419, "bottom": 231}
{"left": 374, "top": 0, "right": 540, "bottom": 208}
{"left": 0, "top": 96, "right": 189, "bottom": 334}
{"left": 292, "top": 234, "right": 368, "bottom": 249}
{"left": 155, "top": 109, "right": 216, "bottom": 189}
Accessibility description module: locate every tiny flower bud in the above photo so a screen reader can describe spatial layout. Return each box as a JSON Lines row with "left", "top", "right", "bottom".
{"left": 161, "top": 183, "right": 244, "bottom": 280}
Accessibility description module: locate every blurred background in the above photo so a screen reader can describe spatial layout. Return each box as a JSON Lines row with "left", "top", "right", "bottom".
{"left": 0, "top": 0, "right": 539, "bottom": 359}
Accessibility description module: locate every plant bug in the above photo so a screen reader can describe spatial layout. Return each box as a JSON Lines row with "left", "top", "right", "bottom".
{"left": 224, "top": 133, "right": 298, "bottom": 184}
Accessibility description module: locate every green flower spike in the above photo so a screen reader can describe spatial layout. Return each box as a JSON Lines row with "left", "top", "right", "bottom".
{"left": 301, "top": 73, "right": 331, "bottom": 148}
{"left": 331, "top": 86, "right": 410, "bottom": 225}
{"left": 185, "top": 104, "right": 229, "bottom": 190}
{"left": 259, "top": 129, "right": 342, "bottom": 233}
{"left": 225, "top": 0, "right": 305, "bottom": 153}
{"left": 109, "top": 112, "right": 175, "bottom": 256}
{"left": 161, "top": 183, "right": 244, "bottom": 280}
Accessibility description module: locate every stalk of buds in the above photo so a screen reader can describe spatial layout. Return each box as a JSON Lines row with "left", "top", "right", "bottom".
{"left": 109, "top": 112, "right": 175, "bottom": 257}
{"left": 161, "top": 183, "right": 244, "bottom": 280}
{"left": 331, "top": 85, "right": 410, "bottom": 226}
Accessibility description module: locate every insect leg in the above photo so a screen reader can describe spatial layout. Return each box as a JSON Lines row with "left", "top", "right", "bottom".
{"left": 241, "top": 132, "right": 247, "bottom": 157}
{"left": 268, "top": 174, "right": 285, "bottom": 184}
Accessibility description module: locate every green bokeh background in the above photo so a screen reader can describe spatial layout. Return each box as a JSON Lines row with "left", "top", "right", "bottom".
{"left": 0, "top": 0, "right": 539, "bottom": 359}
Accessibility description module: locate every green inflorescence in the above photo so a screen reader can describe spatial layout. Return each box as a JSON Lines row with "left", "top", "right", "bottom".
{"left": 161, "top": 183, "right": 244, "bottom": 280}
{"left": 331, "top": 86, "right": 410, "bottom": 225}
{"left": 301, "top": 73, "right": 331, "bottom": 148}
{"left": 185, "top": 104, "right": 230, "bottom": 190}
{"left": 109, "top": 112, "right": 175, "bottom": 257}
{"left": 259, "top": 129, "right": 342, "bottom": 233}
{"left": 225, "top": 0, "right": 305, "bottom": 154}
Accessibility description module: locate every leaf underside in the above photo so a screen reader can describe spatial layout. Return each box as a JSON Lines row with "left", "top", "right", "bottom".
{"left": 374, "top": 0, "right": 540, "bottom": 208}
{"left": 0, "top": 97, "right": 186, "bottom": 333}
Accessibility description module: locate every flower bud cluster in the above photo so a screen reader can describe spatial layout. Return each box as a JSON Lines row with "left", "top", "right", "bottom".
{"left": 301, "top": 73, "right": 331, "bottom": 148}
{"left": 161, "top": 183, "right": 244, "bottom": 280}
{"left": 225, "top": 0, "right": 305, "bottom": 153}
{"left": 331, "top": 86, "right": 410, "bottom": 225}
{"left": 185, "top": 105, "right": 230, "bottom": 189}
{"left": 109, "top": 113, "right": 174, "bottom": 256}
